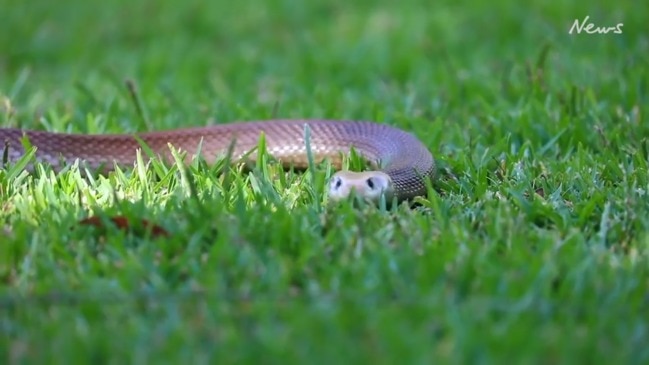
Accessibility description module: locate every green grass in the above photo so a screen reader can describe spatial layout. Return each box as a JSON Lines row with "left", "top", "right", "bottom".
{"left": 1, "top": 0, "right": 648, "bottom": 363}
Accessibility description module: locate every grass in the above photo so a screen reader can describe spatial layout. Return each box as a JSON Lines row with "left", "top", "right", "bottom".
{"left": 1, "top": 0, "right": 648, "bottom": 363}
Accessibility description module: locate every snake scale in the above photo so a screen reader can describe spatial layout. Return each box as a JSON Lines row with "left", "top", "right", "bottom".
{"left": 0, "top": 119, "right": 435, "bottom": 202}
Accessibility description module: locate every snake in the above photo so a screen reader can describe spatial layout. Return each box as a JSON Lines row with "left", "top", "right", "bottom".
{"left": 0, "top": 119, "right": 435, "bottom": 202}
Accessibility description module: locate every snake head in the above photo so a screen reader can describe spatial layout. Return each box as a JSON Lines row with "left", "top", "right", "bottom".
{"left": 327, "top": 170, "right": 394, "bottom": 204}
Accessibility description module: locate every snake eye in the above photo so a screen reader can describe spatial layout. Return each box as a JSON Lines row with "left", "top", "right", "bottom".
{"left": 366, "top": 177, "right": 375, "bottom": 190}
{"left": 332, "top": 177, "right": 343, "bottom": 190}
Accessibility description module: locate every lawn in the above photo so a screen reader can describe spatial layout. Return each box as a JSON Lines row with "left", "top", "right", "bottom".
{"left": 1, "top": 0, "right": 648, "bottom": 363}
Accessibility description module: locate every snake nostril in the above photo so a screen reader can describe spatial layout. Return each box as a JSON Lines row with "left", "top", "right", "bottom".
{"left": 366, "top": 177, "right": 375, "bottom": 190}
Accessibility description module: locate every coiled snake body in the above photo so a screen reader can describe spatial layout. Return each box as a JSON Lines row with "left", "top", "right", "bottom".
{"left": 0, "top": 120, "right": 435, "bottom": 202}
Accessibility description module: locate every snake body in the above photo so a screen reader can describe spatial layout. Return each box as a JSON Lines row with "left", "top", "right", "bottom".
{"left": 0, "top": 120, "right": 435, "bottom": 201}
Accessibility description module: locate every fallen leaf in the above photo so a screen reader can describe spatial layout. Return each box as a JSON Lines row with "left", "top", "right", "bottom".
{"left": 79, "top": 215, "right": 170, "bottom": 238}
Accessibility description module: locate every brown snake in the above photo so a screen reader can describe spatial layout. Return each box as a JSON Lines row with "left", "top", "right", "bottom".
{"left": 0, "top": 119, "right": 435, "bottom": 202}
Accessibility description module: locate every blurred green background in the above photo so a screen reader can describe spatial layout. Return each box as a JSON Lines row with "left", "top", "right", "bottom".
{"left": 1, "top": 0, "right": 644, "bottom": 130}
